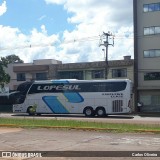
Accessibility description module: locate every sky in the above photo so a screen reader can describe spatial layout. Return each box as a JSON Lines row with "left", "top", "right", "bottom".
{"left": 0, "top": 0, "right": 133, "bottom": 63}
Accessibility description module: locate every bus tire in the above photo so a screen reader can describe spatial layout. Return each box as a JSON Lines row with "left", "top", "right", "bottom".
{"left": 96, "top": 107, "right": 106, "bottom": 117}
{"left": 27, "top": 106, "right": 36, "bottom": 116}
{"left": 83, "top": 107, "right": 95, "bottom": 117}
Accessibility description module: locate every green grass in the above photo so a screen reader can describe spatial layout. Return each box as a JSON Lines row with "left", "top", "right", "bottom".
{"left": 0, "top": 117, "right": 160, "bottom": 133}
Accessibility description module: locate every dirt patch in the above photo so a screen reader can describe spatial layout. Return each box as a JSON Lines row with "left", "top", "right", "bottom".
{"left": 0, "top": 128, "right": 23, "bottom": 134}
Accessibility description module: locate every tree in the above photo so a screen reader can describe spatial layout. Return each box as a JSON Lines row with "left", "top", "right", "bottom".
{"left": 1, "top": 54, "right": 24, "bottom": 64}
{"left": 0, "top": 54, "right": 23, "bottom": 87}
{"left": 0, "top": 59, "right": 10, "bottom": 87}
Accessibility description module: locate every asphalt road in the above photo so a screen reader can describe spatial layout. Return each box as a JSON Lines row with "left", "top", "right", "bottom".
{"left": 1, "top": 113, "right": 160, "bottom": 124}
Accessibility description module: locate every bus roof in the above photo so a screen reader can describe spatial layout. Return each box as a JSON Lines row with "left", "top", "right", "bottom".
{"left": 33, "top": 79, "right": 131, "bottom": 84}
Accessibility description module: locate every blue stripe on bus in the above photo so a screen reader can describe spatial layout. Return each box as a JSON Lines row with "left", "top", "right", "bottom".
{"left": 42, "top": 96, "right": 69, "bottom": 113}
{"left": 63, "top": 92, "right": 84, "bottom": 103}
{"left": 51, "top": 80, "right": 84, "bottom": 103}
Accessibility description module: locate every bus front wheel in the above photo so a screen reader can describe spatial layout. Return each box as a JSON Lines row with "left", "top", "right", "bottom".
{"left": 27, "top": 106, "right": 36, "bottom": 116}
{"left": 96, "top": 107, "right": 106, "bottom": 117}
{"left": 83, "top": 107, "right": 95, "bottom": 117}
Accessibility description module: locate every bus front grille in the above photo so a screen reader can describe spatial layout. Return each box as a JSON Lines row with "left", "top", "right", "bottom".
{"left": 112, "top": 100, "right": 123, "bottom": 112}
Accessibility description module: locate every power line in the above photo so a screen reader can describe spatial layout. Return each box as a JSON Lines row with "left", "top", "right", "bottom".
{"left": 0, "top": 35, "right": 101, "bottom": 51}
{"left": 2, "top": 32, "right": 157, "bottom": 52}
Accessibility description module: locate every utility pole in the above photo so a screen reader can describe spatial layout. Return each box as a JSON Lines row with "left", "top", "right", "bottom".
{"left": 99, "top": 32, "right": 114, "bottom": 79}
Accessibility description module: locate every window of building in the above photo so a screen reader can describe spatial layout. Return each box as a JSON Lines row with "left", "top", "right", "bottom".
{"left": 152, "top": 95, "right": 160, "bottom": 105}
{"left": 140, "top": 95, "right": 151, "bottom": 105}
{"left": 58, "top": 71, "right": 83, "bottom": 80}
{"left": 92, "top": 70, "right": 104, "bottom": 79}
{"left": 140, "top": 95, "right": 160, "bottom": 112}
{"left": 17, "top": 73, "right": 26, "bottom": 81}
{"left": 150, "top": 27, "right": 155, "bottom": 34}
{"left": 155, "top": 50, "right": 160, "bottom": 57}
{"left": 144, "top": 3, "right": 160, "bottom": 12}
{"left": 149, "top": 3, "right": 155, "bottom": 11}
{"left": 143, "top": 4, "right": 149, "bottom": 12}
{"left": 144, "top": 27, "right": 150, "bottom": 35}
{"left": 144, "top": 49, "right": 160, "bottom": 58}
{"left": 36, "top": 72, "right": 47, "bottom": 80}
{"left": 155, "top": 27, "right": 160, "bottom": 34}
{"left": 149, "top": 50, "right": 155, "bottom": 57}
{"left": 144, "top": 51, "right": 150, "bottom": 57}
{"left": 112, "top": 69, "right": 127, "bottom": 78}
{"left": 144, "top": 72, "right": 160, "bottom": 80}
{"left": 144, "top": 26, "right": 160, "bottom": 35}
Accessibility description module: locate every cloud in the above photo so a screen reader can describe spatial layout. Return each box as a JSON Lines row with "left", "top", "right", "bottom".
{"left": 44, "top": 0, "right": 133, "bottom": 62}
{"left": 46, "top": 0, "right": 133, "bottom": 26}
{"left": 0, "top": 25, "right": 60, "bottom": 63}
{"left": 0, "top": 1, "right": 7, "bottom": 16}
{"left": 45, "top": 0, "right": 66, "bottom": 5}
{"left": 0, "top": 0, "right": 133, "bottom": 64}
{"left": 38, "top": 15, "right": 46, "bottom": 21}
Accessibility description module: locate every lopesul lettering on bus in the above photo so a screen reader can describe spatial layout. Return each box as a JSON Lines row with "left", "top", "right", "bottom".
{"left": 37, "top": 85, "right": 81, "bottom": 91}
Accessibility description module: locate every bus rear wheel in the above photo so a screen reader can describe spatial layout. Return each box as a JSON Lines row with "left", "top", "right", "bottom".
{"left": 96, "top": 107, "right": 106, "bottom": 117}
{"left": 83, "top": 107, "right": 95, "bottom": 117}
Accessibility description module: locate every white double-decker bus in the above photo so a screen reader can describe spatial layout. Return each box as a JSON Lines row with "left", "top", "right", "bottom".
{"left": 13, "top": 79, "right": 133, "bottom": 117}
